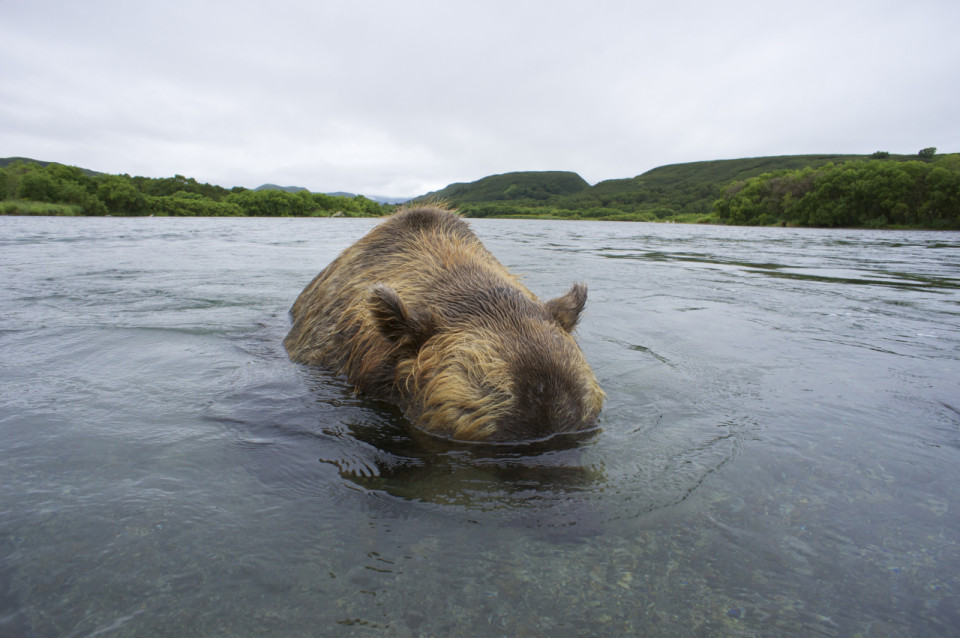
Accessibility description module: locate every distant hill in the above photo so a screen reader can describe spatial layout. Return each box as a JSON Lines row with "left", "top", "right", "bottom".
{"left": 7, "top": 152, "right": 952, "bottom": 225}
{"left": 253, "top": 184, "right": 406, "bottom": 204}
{"left": 367, "top": 194, "right": 410, "bottom": 205}
{"left": 0, "top": 156, "right": 102, "bottom": 177}
{"left": 563, "top": 154, "right": 874, "bottom": 215}
{"left": 588, "top": 155, "right": 865, "bottom": 196}
{"left": 417, "top": 170, "right": 590, "bottom": 204}
{"left": 416, "top": 153, "right": 936, "bottom": 220}
{"left": 320, "top": 191, "right": 408, "bottom": 204}
{"left": 0, "top": 161, "right": 406, "bottom": 202}
{"left": 254, "top": 184, "right": 309, "bottom": 193}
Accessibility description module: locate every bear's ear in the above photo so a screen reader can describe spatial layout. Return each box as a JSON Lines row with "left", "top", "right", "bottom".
{"left": 369, "top": 284, "right": 436, "bottom": 351}
{"left": 545, "top": 282, "right": 587, "bottom": 332}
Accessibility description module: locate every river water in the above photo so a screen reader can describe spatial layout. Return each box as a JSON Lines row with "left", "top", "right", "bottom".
{"left": 1, "top": 216, "right": 958, "bottom": 636}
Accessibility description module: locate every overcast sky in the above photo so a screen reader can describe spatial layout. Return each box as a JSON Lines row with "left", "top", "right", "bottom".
{"left": 2, "top": 0, "right": 958, "bottom": 198}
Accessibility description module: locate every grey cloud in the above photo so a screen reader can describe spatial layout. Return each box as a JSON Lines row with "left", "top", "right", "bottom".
{"left": 1, "top": 0, "right": 957, "bottom": 198}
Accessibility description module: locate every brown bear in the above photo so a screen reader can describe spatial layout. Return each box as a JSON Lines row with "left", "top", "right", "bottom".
{"left": 283, "top": 205, "right": 604, "bottom": 442}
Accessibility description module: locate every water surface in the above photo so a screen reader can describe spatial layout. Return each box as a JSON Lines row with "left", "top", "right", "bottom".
{"left": 1, "top": 216, "right": 958, "bottom": 636}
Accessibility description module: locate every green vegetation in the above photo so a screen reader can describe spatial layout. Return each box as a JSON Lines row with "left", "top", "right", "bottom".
{"left": 713, "top": 156, "right": 960, "bottom": 228}
{"left": 3, "top": 151, "right": 957, "bottom": 228}
{"left": 0, "top": 200, "right": 83, "bottom": 216}
{"left": 420, "top": 152, "right": 959, "bottom": 229}
{"left": 253, "top": 184, "right": 309, "bottom": 193}
{"left": 418, "top": 171, "right": 589, "bottom": 203}
{"left": 424, "top": 157, "right": 873, "bottom": 222}
{"left": 0, "top": 159, "right": 390, "bottom": 218}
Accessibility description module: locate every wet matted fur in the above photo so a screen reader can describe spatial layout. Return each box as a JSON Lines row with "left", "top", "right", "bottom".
{"left": 284, "top": 205, "right": 604, "bottom": 442}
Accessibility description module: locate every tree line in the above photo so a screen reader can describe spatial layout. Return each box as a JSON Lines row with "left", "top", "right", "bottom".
{"left": 425, "top": 150, "right": 959, "bottom": 228}
{"left": 3, "top": 152, "right": 958, "bottom": 228}
{"left": 0, "top": 160, "right": 389, "bottom": 217}
{"left": 712, "top": 154, "right": 960, "bottom": 229}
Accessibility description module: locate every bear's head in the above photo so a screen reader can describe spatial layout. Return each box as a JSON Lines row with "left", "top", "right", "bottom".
{"left": 369, "top": 282, "right": 605, "bottom": 442}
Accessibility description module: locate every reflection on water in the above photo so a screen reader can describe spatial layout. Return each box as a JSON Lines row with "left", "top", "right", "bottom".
{"left": 1, "top": 216, "right": 959, "bottom": 636}
{"left": 210, "top": 358, "right": 609, "bottom": 543}
{"left": 597, "top": 243, "right": 960, "bottom": 290}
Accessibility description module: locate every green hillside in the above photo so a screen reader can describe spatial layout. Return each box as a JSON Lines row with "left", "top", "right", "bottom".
{"left": 418, "top": 170, "right": 589, "bottom": 203}
{"left": 443, "top": 152, "right": 956, "bottom": 226}
{"left": 559, "top": 155, "right": 871, "bottom": 218}
{"left": 254, "top": 183, "right": 309, "bottom": 193}
{"left": 3, "top": 151, "right": 956, "bottom": 228}
{"left": 0, "top": 156, "right": 102, "bottom": 177}
{"left": 0, "top": 158, "right": 389, "bottom": 217}
{"left": 444, "top": 155, "right": 874, "bottom": 213}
